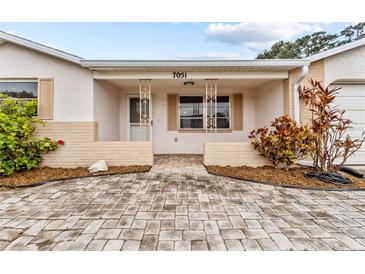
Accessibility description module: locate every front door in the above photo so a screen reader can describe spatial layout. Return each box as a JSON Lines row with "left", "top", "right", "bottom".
{"left": 128, "top": 96, "right": 152, "bottom": 141}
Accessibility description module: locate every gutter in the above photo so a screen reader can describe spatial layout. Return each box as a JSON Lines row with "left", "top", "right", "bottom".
{"left": 292, "top": 65, "right": 309, "bottom": 125}
{"left": 81, "top": 59, "right": 311, "bottom": 69}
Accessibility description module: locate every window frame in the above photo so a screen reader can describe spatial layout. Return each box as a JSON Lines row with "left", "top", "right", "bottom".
{"left": 178, "top": 95, "right": 205, "bottom": 130}
{"left": 178, "top": 94, "right": 232, "bottom": 131}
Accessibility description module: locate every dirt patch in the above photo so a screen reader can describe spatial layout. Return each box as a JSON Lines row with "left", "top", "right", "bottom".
{"left": 0, "top": 166, "right": 151, "bottom": 188}
{"left": 206, "top": 165, "right": 365, "bottom": 191}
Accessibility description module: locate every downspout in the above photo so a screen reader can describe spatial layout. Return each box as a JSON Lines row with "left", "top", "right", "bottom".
{"left": 292, "top": 65, "right": 308, "bottom": 126}
{"left": 293, "top": 65, "right": 311, "bottom": 167}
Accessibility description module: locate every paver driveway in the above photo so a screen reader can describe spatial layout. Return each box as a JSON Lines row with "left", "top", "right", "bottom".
{"left": 1, "top": 155, "right": 365, "bottom": 251}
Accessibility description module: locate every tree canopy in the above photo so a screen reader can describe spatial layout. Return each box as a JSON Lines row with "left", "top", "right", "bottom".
{"left": 256, "top": 23, "right": 365, "bottom": 59}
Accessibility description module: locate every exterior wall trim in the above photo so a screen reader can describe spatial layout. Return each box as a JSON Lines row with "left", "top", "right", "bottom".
{"left": 92, "top": 71, "right": 290, "bottom": 80}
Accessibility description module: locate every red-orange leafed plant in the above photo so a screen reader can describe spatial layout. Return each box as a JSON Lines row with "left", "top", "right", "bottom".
{"left": 298, "top": 79, "right": 365, "bottom": 172}
{"left": 249, "top": 115, "right": 315, "bottom": 170}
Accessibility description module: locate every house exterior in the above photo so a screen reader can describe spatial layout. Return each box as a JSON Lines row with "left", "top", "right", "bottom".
{"left": 0, "top": 31, "right": 364, "bottom": 167}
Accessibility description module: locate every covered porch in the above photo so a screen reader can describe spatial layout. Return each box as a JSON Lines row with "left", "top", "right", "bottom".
{"left": 94, "top": 77, "right": 284, "bottom": 154}
{"left": 84, "top": 59, "right": 310, "bottom": 166}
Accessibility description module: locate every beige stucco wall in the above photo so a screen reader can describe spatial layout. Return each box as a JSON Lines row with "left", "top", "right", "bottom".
{"left": 254, "top": 80, "right": 283, "bottom": 129}
{"left": 284, "top": 60, "right": 324, "bottom": 124}
{"left": 0, "top": 42, "right": 94, "bottom": 121}
{"left": 119, "top": 89, "right": 256, "bottom": 154}
{"left": 35, "top": 121, "right": 153, "bottom": 167}
{"left": 204, "top": 142, "right": 271, "bottom": 167}
{"left": 93, "top": 80, "right": 121, "bottom": 141}
{"left": 324, "top": 45, "right": 365, "bottom": 85}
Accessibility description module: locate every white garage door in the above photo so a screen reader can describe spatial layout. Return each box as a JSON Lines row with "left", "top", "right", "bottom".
{"left": 332, "top": 84, "right": 365, "bottom": 165}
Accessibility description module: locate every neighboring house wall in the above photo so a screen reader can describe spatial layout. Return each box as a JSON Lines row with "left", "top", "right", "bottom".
{"left": 93, "top": 80, "right": 121, "bottom": 141}
{"left": 0, "top": 42, "right": 93, "bottom": 121}
{"left": 324, "top": 45, "right": 365, "bottom": 85}
{"left": 283, "top": 60, "right": 324, "bottom": 124}
{"left": 255, "top": 80, "right": 283, "bottom": 128}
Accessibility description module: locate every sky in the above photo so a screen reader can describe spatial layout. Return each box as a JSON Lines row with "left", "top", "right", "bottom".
{"left": 0, "top": 22, "right": 351, "bottom": 60}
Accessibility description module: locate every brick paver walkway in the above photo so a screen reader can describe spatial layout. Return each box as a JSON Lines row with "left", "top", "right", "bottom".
{"left": 1, "top": 155, "right": 365, "bottom": 251}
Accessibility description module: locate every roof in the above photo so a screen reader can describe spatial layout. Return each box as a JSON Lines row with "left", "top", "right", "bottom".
{"left": 309, "top": 38, "right": 365, "bottom": 62}
{"left": 1, "top": 30, "right": 364, "bottom": 69}
{"left": 0, "top": 31, "right": 82, "bottom": 64}
{"left": 80, "top": 59, "right": 311, "bottom": 71}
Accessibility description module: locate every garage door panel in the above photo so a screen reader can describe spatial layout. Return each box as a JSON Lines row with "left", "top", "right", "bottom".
{"left": 343, "top": 111, "right": 365, "bottom": 124}
{"left": 335, "top": 85, "right": 365, "bottom": 97}
{"left": 334, "top": 97, "right": 365, "bottom": 110}
{"left": 346, "top": 127, "right": 365, "bottom": 139}
{"left": 329, "top": 84, "right": 365, "bottom": 164}
{"left": 346, "top": 150, "right": 365, "bottom": 165}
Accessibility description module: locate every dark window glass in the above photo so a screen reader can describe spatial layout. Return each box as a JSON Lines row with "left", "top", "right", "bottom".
{"left": 217, "top": 118, "right": 230, "bottom": 128}
{"left": 130, "top": 98, "right": 149, "bottom": 123}
{"left": 207, "top": 96, "right": 231, "bottom": 128}
{"left": 180, "top": 118, "right": 204, "bottom": 129}
{"left": 0, "top": 82, "right": 38, "bottom": 99}
{"left": 179, "top": 96, "right": 204, "bottom": 129}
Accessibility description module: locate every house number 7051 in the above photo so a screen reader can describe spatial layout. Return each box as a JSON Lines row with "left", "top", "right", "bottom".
{"left": 173, "top": 72, "right": 188, "bottom": 78}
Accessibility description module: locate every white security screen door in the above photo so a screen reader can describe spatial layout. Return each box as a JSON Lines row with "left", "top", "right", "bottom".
{"left": 128, "top": 96, "right": 152, "bottom": 141}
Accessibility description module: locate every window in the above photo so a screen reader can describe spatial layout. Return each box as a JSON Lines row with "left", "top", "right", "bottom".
{"left": 179, "top": 96, "right": 204, "bottom": 129}
{"left": 215, "top": 96, "right": 231, "bottom": 129}
{"left": 0, "top": 81, "right": 38, "bottom": 99}
{"left": 129, "top": 97, "right": 150, "bottom": 123}
{"left": 179, "top": 95, "right": 231, "bottom": 130}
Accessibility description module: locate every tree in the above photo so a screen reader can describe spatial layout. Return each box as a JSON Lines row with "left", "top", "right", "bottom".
{"left": 339, "top": 22, "right": 365, "bottom": 45}
{"left": 302, "top": 31, "right": 338, "bottom": 56}
{"left": 257, "top": 41, "right": 301, "bottom": 59}
{"left": 257, "top": 22, "right": 365, "bottom": 59}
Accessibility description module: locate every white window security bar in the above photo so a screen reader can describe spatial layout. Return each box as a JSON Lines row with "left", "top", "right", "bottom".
{"left": 205, "top": 79, "right": 217, "bottom": 134}
{"left": 139, "top": 79, "right": 151, "bottom": 140}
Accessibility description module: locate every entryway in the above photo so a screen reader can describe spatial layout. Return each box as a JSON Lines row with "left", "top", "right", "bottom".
{"left": 127, "top": 95, "right": 152, "bottom": 141}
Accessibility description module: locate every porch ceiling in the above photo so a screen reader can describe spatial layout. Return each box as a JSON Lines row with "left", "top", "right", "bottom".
{"left": 101, "top": 78, "right": 275, "bottom": 91}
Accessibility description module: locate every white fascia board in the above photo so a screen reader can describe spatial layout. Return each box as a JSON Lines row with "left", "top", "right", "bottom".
{"left": 93, "top": 71, "right": 289, "bottom": 79}
{"left": 0, "top": 31, "right": 82, "bottom": 64}
{"left": 309, "top": 38, "right": 365, "bottom": 62}
{"left": 81, "top": 59, "right": 311, "bottom": 69}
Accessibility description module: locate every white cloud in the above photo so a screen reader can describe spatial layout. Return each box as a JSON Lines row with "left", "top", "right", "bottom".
{"left": 175, "top": 51, "right": 242, "bottom": 60}
{"left": 205, "top": 22, "right": 323, "bottom": 50}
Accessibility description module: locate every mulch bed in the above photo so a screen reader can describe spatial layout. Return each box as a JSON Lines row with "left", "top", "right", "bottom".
{"left": 206, "top": 165, "right": 365, "bottom": 191}
{"left": 0, "top": 166, "right": 151, "bottom": 188}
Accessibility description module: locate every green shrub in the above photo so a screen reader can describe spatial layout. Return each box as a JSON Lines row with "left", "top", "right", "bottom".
{"left": 0, "top": 95, "right": 58, "bottom": 176}
{"left": 249, "top": 115, "right": 315, "bottom": 170}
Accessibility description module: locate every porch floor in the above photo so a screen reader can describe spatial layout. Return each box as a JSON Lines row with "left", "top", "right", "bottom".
{"left": 151, "top": 154, "right": 206, "bottom": 176}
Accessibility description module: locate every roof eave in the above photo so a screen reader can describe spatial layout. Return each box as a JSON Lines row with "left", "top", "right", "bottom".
{"left": 0, "top": 31, "right": 82, "bottom": 65}
{"left": 80, "top": 59, "right": 311, "bottom": 69}
{"left": 309, "top": 38, "right": 365, "bottom": 62}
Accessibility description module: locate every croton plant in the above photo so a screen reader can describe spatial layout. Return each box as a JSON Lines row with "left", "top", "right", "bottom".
{"left": 249, "top": 115, "right": 315, "bottom": 170}
{"left": 298, "top": 79, "right": 365, "bottom": 172}
{"left": 250, "top": 78, "right": 365, "bottom": 173}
